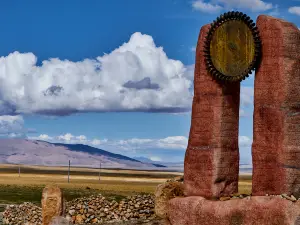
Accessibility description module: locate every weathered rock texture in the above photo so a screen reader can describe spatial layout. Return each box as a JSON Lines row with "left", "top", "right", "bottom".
{"left": 3, "top": 194, "right": 157, "bottom": 224}
{"left": 184, "top": 24, "right": 240, "bottom": 198}
{"left": 168, "top": 196, "right": 300, "bottom": 225}
{"left": 252, "top": 15, "right": 300, "bottom": 197}
{"left": 41, "top": 185, "right": 63, "bottom": 225}
{"left": 154, "top": 181, "right": 184, "bottom": 218}
{"left": 66, "top": 194, "right": 155, "bottom": 223}
{"left": 2, "top": 202, "right": 42, "bottom": 224}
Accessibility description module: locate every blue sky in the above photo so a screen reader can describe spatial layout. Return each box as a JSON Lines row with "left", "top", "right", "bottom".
{"left": 0, "top": 0, "right": 299, "bottom": 163}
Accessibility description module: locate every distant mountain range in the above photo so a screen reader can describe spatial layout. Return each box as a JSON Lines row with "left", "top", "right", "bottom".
{"left": 133, "top": 156, "right": 184, "bottom": 171}
{"left": 0, "top": 139, "right": 253, "bottom": 172}
{"left": 0, "top": 139, "right": 167, "bottom": 169}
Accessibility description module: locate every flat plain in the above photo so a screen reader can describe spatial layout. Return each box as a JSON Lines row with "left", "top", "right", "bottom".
{"left": 0, "top": 164, "right": 252, "bottom": 205}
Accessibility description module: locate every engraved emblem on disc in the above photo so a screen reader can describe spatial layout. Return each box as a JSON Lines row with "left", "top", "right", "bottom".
{"left": 204, "top": 11, "right": 262, "bottom": 82}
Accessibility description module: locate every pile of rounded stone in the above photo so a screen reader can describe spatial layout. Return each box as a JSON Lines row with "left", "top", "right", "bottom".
{"left": 2, "top": 194, "right": 155, "bottom": 225}
{"left": 65, "top": 194, "right": 155, "bottom": 224}
{"left": 2, "top": 202, "right": 42, "bottom": 225}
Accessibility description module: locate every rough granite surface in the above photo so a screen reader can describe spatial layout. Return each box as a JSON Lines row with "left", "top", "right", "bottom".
{"left": 168, "top": 196, "right": 300, "bottom": 225}
{"left": 184, "top": 24, "right": 240, "bottom": 198}
{"left": 252, "top": 15, "right": 300, "bottom": 197}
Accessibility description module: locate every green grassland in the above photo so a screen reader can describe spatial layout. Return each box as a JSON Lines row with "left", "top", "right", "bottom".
{"left": 0, "top": 164, "right": 252, "bottom": 206}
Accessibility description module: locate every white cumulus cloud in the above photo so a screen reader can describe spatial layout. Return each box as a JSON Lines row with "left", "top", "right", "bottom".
{"left": 157, "top": 136, "right": 188, "bottom": 149}
{"left": 29, "top": 133, "right": 189, "bottom": 153}
{"left": 0, "top": 115, "right": 24, "bottom": 134}
{"left": 239, "top": 135, "right": 252, "bottom": 147}
{"left": 192, "top": 0, "right": 222, "bottom": 13}
{"left": 0, "top": 32, "right": 193, "bottom": 116}
{"left": 29, "top": 133, "right": 252, "bottom": 153}
{"left": 240, "top": 86, "right": 254, "bottom": 107}
{"left": 38, "top": 134, "right": 53, "bottom": 140}
{"left": 289, "top": 6, "right": 300, "bottom": 16}
{"left": 192, "top": 0, "right": 273, "bottom": 13}
{"left": 149, "top": 156, "right": 162, "bottom": 162}
{"left": 57, "top": 133, "right": 89, "bottom": 144}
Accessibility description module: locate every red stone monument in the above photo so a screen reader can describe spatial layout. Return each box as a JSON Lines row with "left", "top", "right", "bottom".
{"left": 184, "top": 24, "right": 240, "bottom": 198}
{"left": 252, "top": 15, "right": 300, "bottom": 197}
{"left": 167, "top": 13, "right": 300, "bottom": 225}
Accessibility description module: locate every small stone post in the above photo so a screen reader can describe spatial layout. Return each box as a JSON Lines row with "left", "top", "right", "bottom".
{"left": 41, "top": 185, "right": 64, "bottom": 225}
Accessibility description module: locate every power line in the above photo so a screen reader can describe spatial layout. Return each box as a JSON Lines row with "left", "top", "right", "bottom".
{"left": 68, "top": 160, "right": 70, "bottom": 183}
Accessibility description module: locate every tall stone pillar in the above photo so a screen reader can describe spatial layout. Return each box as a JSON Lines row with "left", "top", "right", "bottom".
{"left": 252, "top": 15, "right": 300, "bottom": 197}
{"left": 184, "top": 24, "right": 240, "bottom": 198}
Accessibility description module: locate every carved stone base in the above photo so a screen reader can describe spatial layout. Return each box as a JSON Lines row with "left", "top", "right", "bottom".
{"left": 167, "top": 196, "right": 300, "bottom": 225}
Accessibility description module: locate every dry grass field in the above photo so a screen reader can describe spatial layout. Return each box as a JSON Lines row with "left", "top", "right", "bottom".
{"left": 0, "top": 164, "right": 252, "bottom": 206}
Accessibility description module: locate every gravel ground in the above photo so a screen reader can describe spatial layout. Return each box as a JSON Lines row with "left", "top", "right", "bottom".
{"left": 0, "top": 215, "right": 166, "bottom": 225}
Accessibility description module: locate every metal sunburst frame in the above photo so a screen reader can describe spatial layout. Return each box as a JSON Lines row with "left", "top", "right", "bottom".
{"left": 203, "top": 11, "right": 262, "bottom": 82}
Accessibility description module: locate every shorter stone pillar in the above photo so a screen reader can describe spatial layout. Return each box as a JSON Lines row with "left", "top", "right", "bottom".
{"left": 184, "top": 24, "right": 240, "bottom": 198}
{"left": 252, "top": 15, "right": 300, "bottom": 197}
{"left": 42, "top": 185, "right": 64, "bottom": 225}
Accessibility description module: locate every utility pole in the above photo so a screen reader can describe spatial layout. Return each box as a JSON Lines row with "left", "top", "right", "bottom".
{"left": 99, "top": 162, "right": 101, "bottom": 182}
{"left": 68, "top": 160, "right": 70, "bottom": 183}
{"left": 18, "top": 165, "right": 20, "bottom": 177}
